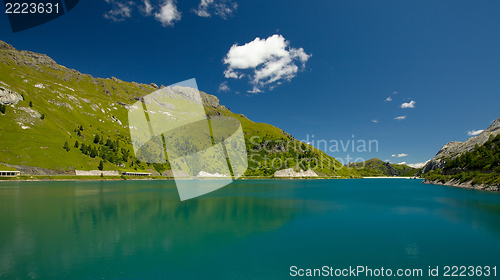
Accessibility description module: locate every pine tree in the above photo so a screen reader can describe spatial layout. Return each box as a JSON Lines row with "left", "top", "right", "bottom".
{"left": 90, "top": 147, "right": 98, "bottom": 158}
{"left": 40, "top": 114, "right": 45, "bottom": 120}
{"left": 0, "top": 104, "right": 5, "bottom": 114}
{"left": 94, "top": 134, "right": 100, "bottom": 144}
{"left": 63, "top": 141, "right": 70, "bottom": 152}
{"left": 29, "top": 101, "right": 33, "bottom": 107}
{"left": 98, "top": 160, "right": 104, "bottom": 171}
{"left": 74, "top": 140, "right": 79, "bottom": 148}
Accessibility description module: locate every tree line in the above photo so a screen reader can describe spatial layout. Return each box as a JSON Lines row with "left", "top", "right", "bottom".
{"left": 444, "top": 134, "right": 500, "bottom": 172}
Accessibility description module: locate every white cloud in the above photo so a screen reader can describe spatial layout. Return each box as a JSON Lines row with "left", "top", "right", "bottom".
{"left": 103, "top": 0, "right": 134, "bottom": 22}
{"left": 140, "top": 0, "right": 153, "bottom": 16}
{"left": 397, "top": 162, "right": 407, "bottom": 165}
{"left": 154, "top": 0, "right": 181, "bottom": 27}
{"left": 385, "top": 97, "right": 392, "bottom": 102}
{"left": 194, "top": 0, "right": 212, "bottom": 17}
{"left": 224, "top": 68, "right": 243, "bottom": 79}
{"left": 371, "top": 119, "right": 378, "bottom": 123}
{"left": 223, "top": 34, "right": 311, "bottom": 92}
{"left": 392, "top": 153, "right": 408, "bottom": 158}
{"left": 400, "top": 100, "right": 416, "bottom": 108}
{"left": 193, "top": 0, "right": 237, "bottom": 19}
{"left": 406, "top": 160, "right": 430, "bottom": 168}
{"left": 392, "top": 91, "right": 398, "bottom": 94}
{"left": 247, "top": 86, "right": 262, "bottom": 94}
{"left": 218, "top": 81, "right": 230, "bottom": 92}
{"left": 394, "top": 115, "right": 406, "bottom": 120}
{"left": 103, "top": 0, "right": 181, "bottom": 27}
{"left": 467, "top": 129, "right": 484, "bottom": 136}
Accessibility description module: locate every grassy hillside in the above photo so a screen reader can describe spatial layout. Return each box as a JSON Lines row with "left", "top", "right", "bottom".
{"left": 0, "top": 40, "right": 358, "bottom": 178}
{"left": 0, "top": 163, "right": 17, "bottom": 171}
{"left": 348, "top": 158, "right": 418, "bottom": 177}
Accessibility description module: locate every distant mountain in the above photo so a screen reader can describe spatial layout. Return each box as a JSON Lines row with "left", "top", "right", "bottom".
{"left": 421, "top": 117, "right": 500, "bottom": 173}
{"left": 348, "top": 158, "right": 418, "bottom": 177}
{"left": 0, "top": 40, "right": 358, "bottom": 178}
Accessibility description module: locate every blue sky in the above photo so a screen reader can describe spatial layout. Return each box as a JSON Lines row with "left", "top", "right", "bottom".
{"left": 1, "top": 0, "right": 500, "bottom": 167}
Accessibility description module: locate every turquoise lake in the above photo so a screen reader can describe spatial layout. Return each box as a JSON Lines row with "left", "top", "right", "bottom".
{"left": 1, "top": 179, "right": 500, "bottom": 279}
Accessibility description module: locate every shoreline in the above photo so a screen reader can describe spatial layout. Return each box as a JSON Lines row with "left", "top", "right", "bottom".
{"left": 0, "top": 176, "right": 423, "bottom": 182}
{"left": 362, "top": 176, "right": 421, "bottom": 179}
{"left": 423, "top": 178, "right": 499, "bottom": 192}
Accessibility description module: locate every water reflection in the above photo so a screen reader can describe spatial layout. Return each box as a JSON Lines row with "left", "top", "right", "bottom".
{"left": 434, "top": 191, "right": 500, "bottom": 239}
{"left": 0, "top": 181, "right": 308, "bottom": 278}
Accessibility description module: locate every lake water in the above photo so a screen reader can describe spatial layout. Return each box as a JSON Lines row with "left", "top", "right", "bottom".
{"left": 1, "top": 179, "right": 500, "bottom": 279}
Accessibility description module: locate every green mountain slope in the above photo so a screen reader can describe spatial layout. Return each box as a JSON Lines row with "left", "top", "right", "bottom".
{"left": 348, "top": 158, "right": 418, "bottom": 177}
{"left": 0, "top": 40, "right": 358, "bottom": 178}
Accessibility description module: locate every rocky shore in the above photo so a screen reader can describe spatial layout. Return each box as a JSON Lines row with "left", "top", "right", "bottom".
{"left": 423, "top": 178, "right": 499, "bottom": 192}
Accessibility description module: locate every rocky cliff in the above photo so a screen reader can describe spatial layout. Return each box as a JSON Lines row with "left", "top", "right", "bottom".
{"left": 421, "top": 117, "right": 500, "bottom": 173}
{"left": 422, "top": 178, "right": 499, "bottom": 192}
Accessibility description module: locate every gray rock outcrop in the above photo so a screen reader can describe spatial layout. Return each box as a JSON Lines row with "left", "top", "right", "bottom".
{"left": 4, "top": 164, "right": 75, "bottom": 175}
{"left": 75, "top": 170, "right": 119, "bottom": 176}
{"left": 274, "top": 168, "right": 319, "bottom": 177}
{"left": 197, "top": 171, "right": 229, "bottom": 178}
{"left": 0, "top": 41, "right": 15, "bottom": 50}
{"left": 423, "top": 178, "right": 499, "bottom": 192}
{"left": 0, "top": 86, "right": 23, "bottom": 105}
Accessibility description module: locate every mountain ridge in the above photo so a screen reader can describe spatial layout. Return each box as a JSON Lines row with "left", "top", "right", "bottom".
{"left": 348, "top": 158, "right": 418, "bottom": 177}
{"left": 420, "top": 117, "right": 500, "bottom": 191}
{"left": 421, "top": 116, "right": 500, "bottom": 173}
